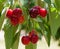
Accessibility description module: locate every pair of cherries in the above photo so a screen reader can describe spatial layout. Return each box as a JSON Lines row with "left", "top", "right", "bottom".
{"left": 21, "top": 30, "right": 38, "bottom": 45}
{"left": 6, "top": 8, "right": 24, "bottom": 26}
{"left": 29, "top": 6, "right": 47, "bottom": 18}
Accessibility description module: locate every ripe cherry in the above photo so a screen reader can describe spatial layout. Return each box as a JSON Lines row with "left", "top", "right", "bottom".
{"left": 21, "top": 36, "right": 30, "bottom": 45}
{"left": 29, "top": 30, "right": 36, "bottom": 37}
{"left": 13, "top": 8, "right": 22, "bottom": 17}
{"left": 33, "top": 6, "right": 41, "bottom": 14}
{"left": 19, "top": 16, "right": 24, "bottom": 24}
{"left": 29, "top": 8, "right": 39, "bottom": 18}
{"left": 10, "top": 17, "right": 19, "bottom": 26}
{"left": 39, "top": 8, "right": 47, "bottom": 17}
{"left": 6, "top": 9, "right": 13, "bottom": 18}
{"left": 30, "top": 34, "right": 38, "bottom": 44}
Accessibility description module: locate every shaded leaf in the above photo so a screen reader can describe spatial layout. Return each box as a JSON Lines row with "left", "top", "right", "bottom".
{"left": 55, "top": 0, "right": 60, "bottom": 11}
{"left": 55, "top": 27, "right": 60, "bottom": 40}
{"left": 44, "top": 0, "right": 51, "bottom": 4}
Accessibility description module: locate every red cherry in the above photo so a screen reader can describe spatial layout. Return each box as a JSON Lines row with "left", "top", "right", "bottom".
{"left": 10, "top": 17, "right": 19, "bottom": 26}
{"left": 13, "top": 8, "right": 22, "bottom": 17}
{"left": 29, "top": 8, "right": 39, "bottom": 18}
{"left": 33, "top": 6, "right": 41, "bottom": 14}
{"left": 19, "top": 16, "right": 24, "bottom": 24}
{"left": 29, "top": 30, "right": 36, "bottom": 37}
{"left": 21, "top": 36, "right": 30, "bottom": 45}
{"left": 30, "top": 34, "right": 38, "bottom": 44}
{"left": 6, "top": 9, "right": 13, "bottom": 18}
{"left": 39, "top": 8, "right": 47, "bottom": 17}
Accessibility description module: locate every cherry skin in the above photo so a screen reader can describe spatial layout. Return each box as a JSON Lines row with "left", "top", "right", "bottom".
{"left": 6, "top": 9, "right": 13, "bottom": 18}
{"left": 30, "top": 34, "right": 38, "bottom": 44}
{"left": 39, "top": 8, "right": 47, "bottom": 17}
{"left": 19, "top": 16, "right": 24, "bottom": 24}
{"left": 33, "top": 6, "right": 41, "bottom": 14}
{"left": 21, "top": 36, "right": 30, "bottom": 45}
{"left": 13, "top": 8, "right": 22, "bottom": 17}
{"left": 29, "top": 8, "right": 39, "bottom": 18}
{"left": 10, "top": 17, "right": 19, "bottom": 26}
{"left": 29, "top": 30, "right": 36, "bottom": 37}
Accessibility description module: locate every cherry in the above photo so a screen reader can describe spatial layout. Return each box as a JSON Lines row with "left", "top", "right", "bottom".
{"left": 29, "top": 8, "right": 39, "bottom": 18}
{"left": 39, "top": 8, "right": 47, "bottom": 17}
{"left": 13, "top": 8, "right": 22, "bottom": 17}
{"left": 10, "top": 17, "right": 19, "bottom": 26}
{"left": 19, "top": 16, "right": 24, "bottom": 24}
{"left": 6, "top": 9, "right": 13, "bottom": 18}
{"left": 6, "top": 8, "right": 23, "bottom": 26}
{"left": 29, "top": 30, "right": 38, "bottom": 44}
{"left": 30, "top": 34, "right": 38, "bottom": 44}
{"left": 33, "top": 6, "right": 41, "bottom": 14}
{"left": 21, "top": 36, "right": 30, "bottom": 45}
{"left": 29, "top": 30, "right": 36, "bottom": 37}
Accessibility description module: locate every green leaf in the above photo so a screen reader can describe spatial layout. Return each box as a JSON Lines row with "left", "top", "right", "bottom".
{"left": 44, "top": 26, "right": 51, "bottom": 46}
{"left": 55, "top": 0, "right": 60, "bottom": 11}
{"left": 0, "top": 12, "right": 1, "bottom": 17}
{"left": 0, "top": 0, "right": 7, "bottom": 12}
{"left": 12, "top": 25, "right": 21, "bottom": 49}
{"left": 44, "top": 0, "right": 51, "bottom": 4}
{"left": 34, "top": 22, "right": 42, "bottom": 40}
{"left": 0, "top": 4, "right": 3, "bottom": 13}
{"left": 12, "top": 31, "right": 20, "bottom": 49}
{"left": 0, "top": 0, "right": 6, "bottom": 3}
{"left": 50, "top": 8, "right": 60, "bottom": 37}
{"left": 35, "top": 0, "right": 45, "bottom": 7}
{"left": 39, "top": 22, "right": 51, "bottom": 46}
{"left": 20, "top": 0, "right": 35, "bottom": 8}
{"left": 0, "top": 7, "right": 7, "bottom": 30}
{"left": 0, "top": 16, "right": 5, "bottom": 30}
{"left": 25, "top": 42, "right": 37, "bottom": 49}
{"left": 55, "top": 27, "right": 60, "bottom": 40}
{"left": 4, "top": 22, "right": 18, "bottom": 49}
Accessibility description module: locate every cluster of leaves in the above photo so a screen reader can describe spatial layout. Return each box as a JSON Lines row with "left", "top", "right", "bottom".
{"left": 0, "top": 0, "right": 60, "bottom": 49}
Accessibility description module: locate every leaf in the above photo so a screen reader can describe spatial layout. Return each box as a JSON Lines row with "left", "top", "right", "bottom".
{"left": 0, "top": 12, "right": 1, "bottom": 17}
{"left": 0, "top": 0, "right": 6, "bottom": 3}
{"left": 0, "top": 7, "right": 7, "bottom": 30}
{"left": 34, "top": 22, "right": 42, "bottom": 40}
{"left": 36, "top": 0, "right": 45, "bottom": 7}
{"left": 55, "top": 27, "right": 60, "bottom": 40}
{"left": 0, "top": 0, "right": 7, "bottom": 12}
{"left": 55, "top": 0, "right": 60, "bottom": 11}
{"left": 12, "top": 25, "right": 21, "bottom": 49}
{"left": 4, "top": 21, "right": 18, "bottom": 49}
{"left": 0, "top": 3, "right": 3, "bottom": 14}
{"left": 12, "top": 31, "right": 20, "bottom": 49}
{"left": 20, "top": 0, "right": 35, "bottom": 8}
{"left": 25, "top": 42, "right": 37, "bottom": 49}
{"left": 44, "top": 0, "right": 51, "bottom": 4}
{"left": 39, "top": 22, "right": 51, "bottom": 46}
{"left": 44, "top": 26, "right": 51, "bottom": 46}
{"left": 0, "top": 16, "right": 5, "bottom": 30}
{"left": 33, "top": 16, "right": 51, "bottom": 46}
{"left": 50, "top": 8, "right": 60, "bottom": 37}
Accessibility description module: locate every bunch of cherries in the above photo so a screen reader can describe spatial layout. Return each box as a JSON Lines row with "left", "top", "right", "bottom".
{"left": 6, "top": 6, "right": 47, "bottom": 45}
{"left": 29, "top": 6, "right": 47, "bottom": 18}
{"left": 6, "top": 6, "right": 47, "bottom": 26}
{"left": 21, "top": 30, "right": 39, "bottom": 45}
{"left": 6, "top": 8, "right": 24, "bottom": 26}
